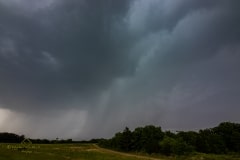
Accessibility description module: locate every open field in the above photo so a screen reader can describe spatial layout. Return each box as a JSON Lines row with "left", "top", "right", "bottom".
{"left": 0, "top": 143, "right": 240, "bottom": 160}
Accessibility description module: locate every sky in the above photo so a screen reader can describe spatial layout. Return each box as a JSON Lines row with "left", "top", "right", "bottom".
{"left": 0, "top": 0, "right": 240, "bottom": 140}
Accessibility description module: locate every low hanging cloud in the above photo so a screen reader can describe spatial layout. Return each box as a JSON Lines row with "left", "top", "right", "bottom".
{"left": 0, "top": 0, "right": 240, "bottom": 139}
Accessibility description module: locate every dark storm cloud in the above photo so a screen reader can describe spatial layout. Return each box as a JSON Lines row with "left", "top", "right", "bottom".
{"left": 0, "top": 0, "right": 135, "bottom": 112}
{"left": 0, "top": 0, "right": 240, "bottom": 139}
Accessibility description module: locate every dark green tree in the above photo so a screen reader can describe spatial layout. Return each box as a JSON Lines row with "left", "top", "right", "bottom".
{"left": 119, "top": 127, "right": 132, "bottom": 151}
{"left": 141, "top": 125, "right": 164, "bottom": 154}
{"left": 213, "top": 122, "right": 240, "bottom": 152}
{"left": 159, "top": 136, "right": 193, "bottom": 156}
{"left": 159, "top": 136, "right": 176, "bottom": 156}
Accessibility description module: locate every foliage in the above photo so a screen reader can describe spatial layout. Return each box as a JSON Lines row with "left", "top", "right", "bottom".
{"left": 100, "top": 122, "right": 240, "bottom": 155}
{"left": 99, "top": 125, "right": 164, "bottom": 154}
{"left": 0, "top": 133, "right": 25, "bottom": 143}
{"left": 159, "top": 136, "right": 193, "bottom": 155}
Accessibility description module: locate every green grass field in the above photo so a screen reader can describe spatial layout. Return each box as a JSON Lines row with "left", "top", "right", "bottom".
{"left": 0, "top": 143, "right": 240, "bottom": 160}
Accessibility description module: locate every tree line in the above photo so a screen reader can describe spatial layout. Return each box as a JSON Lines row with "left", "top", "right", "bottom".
{"left": 0, "top": 133, "right": 74, "bottom": 144}
{"left": 0, "top": 133, "right": 25, "bottom": 143}
{"left": 0, "top": 133, "right": 102, "bottom": 144}
{"left": 99, "top": 122, "right": 240, "bottom": 155}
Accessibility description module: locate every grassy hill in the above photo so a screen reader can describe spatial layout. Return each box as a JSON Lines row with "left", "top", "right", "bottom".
{"left": 0, "top": 143, "right": 240, "bottom": 160}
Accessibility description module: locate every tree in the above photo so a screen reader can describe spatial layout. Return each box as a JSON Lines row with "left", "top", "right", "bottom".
{"left": 99, "top": 122, "right": 240, "bottom": 155}
{"left": 119, "top": 127, "right": 132, "bottom": 151}
{"left": 213, "top": 122, "right": 240, "bottom": 152}
{"left": 0, "top": 132, "right": 25, "bottom": 143}
{"left": 159, "top": 136, "right": 176, "bottom": 156}
{"left": 141, "top": 125, "right": 164, "bottom": 154}
{"left": 159, "top": 136, "right": 193, "bottom": 156}
{"left": 177, "top": 131, "right": 198, "bottom": 147}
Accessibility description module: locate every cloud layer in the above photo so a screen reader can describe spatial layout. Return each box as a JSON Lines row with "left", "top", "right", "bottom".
{"left": 0, "top": 0, "right": 240, "bottom": 139}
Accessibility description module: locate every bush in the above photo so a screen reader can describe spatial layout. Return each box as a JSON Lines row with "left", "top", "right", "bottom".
{"left": 159, "top": 136, "right": 193, "bottom": 156}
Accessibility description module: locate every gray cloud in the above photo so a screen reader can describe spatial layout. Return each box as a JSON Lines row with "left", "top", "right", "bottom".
{"left": 0, "top": 0, "right": 135, "bottom": 112}
{"left": 0, "top": 0, "right": 240, "bottom": 139}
